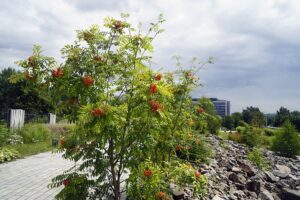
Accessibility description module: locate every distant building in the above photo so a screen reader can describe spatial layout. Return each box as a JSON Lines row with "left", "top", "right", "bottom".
{"left": 210, "top": 98, "right": 230, "bottom": 117}
{"left": 192, "top": 97, "right": 230, "bottom": 117}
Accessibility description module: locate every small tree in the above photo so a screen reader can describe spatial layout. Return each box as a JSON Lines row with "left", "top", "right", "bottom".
{"left": 272, "top": 122, "right": 300, "bottom": 157}
{"left": 15, "top": 14, "right": 213, "bottom": 200}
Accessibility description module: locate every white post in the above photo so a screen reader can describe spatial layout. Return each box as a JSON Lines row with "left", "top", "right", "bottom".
{"left": 49, "top": 113, "right": 56, "bottom": 125}
{"left": 9, "top": 109, "right": 25, "bottom": 129}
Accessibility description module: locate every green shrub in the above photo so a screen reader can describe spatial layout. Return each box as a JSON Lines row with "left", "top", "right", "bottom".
{"left": 264, "top": 128, "right": 275, "bottom": 136}
{"left": 0, "top": 147, "right": 20, "bottom": 163}
{"left": 236, "top": 126, "right": 246, "bottom": 133}
{"left": 0, "top": 125, "right": 9, "bottom": 146}
{"left": 19, "top": 124, "right": 51, "bottom": 143}
{"left": 271, "top": 122, "right": 300, "bottom": 157}
{"left": 247, "top": 148, "right": 269, "bottom": 170}
{"left": 240, "top": 126, "right": 261, "bottom": 147}
{"left": 7, "top": 133, "right": 24, "bottom": 145}
{"left": 228, "top": 132, "right": 241, "bottom": 143}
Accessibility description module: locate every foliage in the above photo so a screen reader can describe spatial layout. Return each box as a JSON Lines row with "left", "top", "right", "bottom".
{"left": 196, "top": 97, "right": 221, "bottom": 134}
{"left": 0, "top": 68, "right": 54, "bottom": 120}
{"left": 222, "top": 115, "right": 234, "bottom": 130}
{"left": 231, "top": 112, "right": 245, "bottom": 128}
{"left": 7, "top": 133, "right": 24, "bottom": 145}
{"left": 175, "top": 135, "right": 213, "bottom": 164}
{"left": 228, "top": 132, "right": 241, "bottom": 143}
{"left": 0, "top": 147, "right": 20, "bottom": 163}
{"left": 5, "top": 141, "right": 52, "bottom": 158}
{"left": 264, "top": 128, "right": 275, "bottom": 136}
{"left": 17, "top": 14, "right": 213, "bottom": 200}
{"left": 274, "top": 107, "right": 290, "bottom": 127}
{"left": 18, "top": 124, "right": 51, "bottom": 143}
{"left": 242, "top": 107, "right": 265, "bottom": 127}
{"left": 247, "top": 148, "right": 269, "bottom": 170}
{"left": 236, "top": 126, "right": 246, "bottom": 133}
{"left": 240, "top": 126, "right": 262, "bottom": 147}
{"left": 271, "top": 122, "right": 300, "bottom": 157}
{"left": 126, "top": 160, "right": 207, "bottom": 200}
{"left": 0, "top": 125, "right": 9, "bottom": 146}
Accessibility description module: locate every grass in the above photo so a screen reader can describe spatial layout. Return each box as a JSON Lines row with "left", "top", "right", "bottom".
{"left": 218, "top": 131, "right": 229, "bottom": 140}
{"left": 5, "top": 140, "right": 53, "bottom": 158}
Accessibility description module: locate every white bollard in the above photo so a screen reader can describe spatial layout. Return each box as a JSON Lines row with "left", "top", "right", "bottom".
{"left": 9, "top": 109, "right": 25, "bottom": 129}
{"left": 49, "top": 113, "right": 56, "bottom": 125}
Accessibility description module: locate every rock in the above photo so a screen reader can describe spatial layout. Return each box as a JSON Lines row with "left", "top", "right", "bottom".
{"left": 229, "top": 173, "right": 239, "bottom": 183}
{"left": 239, "top": 162, "right": 255, "bottom": 177}
{"left": 212, "top": 195, "right": 224, "bottom": 200}
{"left": 246, "top": 180, "right": 261, "bottom": 194}
{"left": 170, "top": 183, "right": 185, "bottom": 200}
{"left": 273, "top": 164, "right": 291, "bottom": 178}
{"left": 231, "top": 167, "right": 241, "bottom": 173}
{"left": 259, "top": 190, "right": 274, "bottom": 200}
{"left": 281, "top": 188, "right": 300, "bottom": 200}
{"left": 265, "top": 171, "right": 279, "bottom": 182}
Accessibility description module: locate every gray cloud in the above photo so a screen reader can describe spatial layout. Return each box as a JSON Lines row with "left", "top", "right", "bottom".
{"left": 0, "top": 0, "right": 299, "bottom": 113}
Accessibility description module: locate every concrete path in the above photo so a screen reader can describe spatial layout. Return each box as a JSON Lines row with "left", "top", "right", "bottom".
{"left": 0, "top": 152, "right": 74, "bottom": 200}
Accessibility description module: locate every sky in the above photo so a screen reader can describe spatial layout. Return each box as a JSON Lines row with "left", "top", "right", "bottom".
{"left": 0, "top": 0, "right": 299, "bottom": 113}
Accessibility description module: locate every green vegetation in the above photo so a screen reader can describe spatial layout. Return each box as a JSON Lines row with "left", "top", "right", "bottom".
{"left": 272, "top": 122, "right": 300, "bottom": 157}
{"left": 0, "top": 147, "right": 20, "bottom": 163}
{"left": 5, "top": 141, "right": 52, "bottom": 158}
{"left": 247, "top": 148, "right": 269, "bottom": 170}
{"left": 0, "top": 123, "right": 73, "bottom": 163}
{"left": 19, "top": 124, "right": 51, "bottom": 143}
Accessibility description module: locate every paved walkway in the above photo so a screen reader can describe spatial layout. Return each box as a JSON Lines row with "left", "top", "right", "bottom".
{"left": 0, "top": 152, "right": 74, "bottom": 200}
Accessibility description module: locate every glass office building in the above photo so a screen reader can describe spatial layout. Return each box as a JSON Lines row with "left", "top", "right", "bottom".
{"left": 210, "top": 98, "right": 230, "bottom": 117}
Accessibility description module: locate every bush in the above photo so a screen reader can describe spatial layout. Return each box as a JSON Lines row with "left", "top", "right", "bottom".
{"left": 236, "top": 126, "right": 246, "bottom": 133}
{"left": 176, "top": 135, "right": 213, "bottom": 164}
{"left": 247, "top": 148, "right": 269, "bottom": 170}
{"left": 0, "top": 147, "right": 20, "bottom": 163}
{"left": 271, "top": 122, "right": 300, "bottom": 157}
{"left": 126, "top": 160, "right": 207, "bottom": 199}
{"left": 228, "top": 132, "right": 241, "bottom": 143}
{"left": 19, "top": 124, "right": 51, "bottom": 143}
{"left": 240, "top": 126, "right": 261, "bottom": 147}
{"left": 264, "top": 128, "right": 275, "bottom": 136}
{"left": 7, "top": 133, "right": 24, "bottom": 145}
{"left": 0, "top": 125, "right": 9, "bottom": 146}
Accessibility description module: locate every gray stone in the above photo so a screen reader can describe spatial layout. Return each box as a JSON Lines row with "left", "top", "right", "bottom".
{"left": 246, "top": 180, "right": 261, "bottom": 194}
{"left": 231, "top": 167, "right": 241, "bottom": 173}
{"left": 228, "top": 173, "right": 246, "bottom": 184}
{"left": 265, "top": 171, "right": 279, "bottom": 182}
{"left": 273, "top": 164, "right": 291, "bottom": 178}
{"left": 259, "top": 190, "right": 274, "bottom": 200}
{"left": 281, "top": 188, "right": 300, "bottom": 200}
{"left": 212, "top": 195, "right": 224, "bottom": 200}
{"left": 239, "top": 162, "right": 255, "bottom": 177}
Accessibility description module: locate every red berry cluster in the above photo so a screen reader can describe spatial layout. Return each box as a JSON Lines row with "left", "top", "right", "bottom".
{"left": 194, "top": 171, "right": 201, "bottom": 178}
{"left": 60, "top": 139, "right": 65, "bottom": 146}
{"left": 196, "top": 107, "right": 205, "bottom": 114}
{"left": 175, "top": 144, "right": 183, "bottom": 151}
{"left": 155, "top": 74, "right": 162, "bottom": 81}
{"left": 82, "top": 76, "right": 94, "bottom": 86}
{"left": 149, "top": 100, "right": 163, "bottom": 112}
{"left": 52, "top": 67, "right": 63, "bottom": 78}
{"left": 143, "top": 169, "right": 153, "bottom": 177}
{"left": 91, "top": 108, "right": 105, "bottom": 117}
{"left": 63, "top": 179, "right": 70, "bottom": 187}
{"left": 149, "top": 83, "right": 158, "bottom": 94}
{"left": 114, "top": 20, "right": 123, "bottom": 31}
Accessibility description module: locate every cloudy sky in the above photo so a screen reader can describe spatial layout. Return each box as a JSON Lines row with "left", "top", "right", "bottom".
{"left": 1, "top": 0, "right": 299, "bottom": 113}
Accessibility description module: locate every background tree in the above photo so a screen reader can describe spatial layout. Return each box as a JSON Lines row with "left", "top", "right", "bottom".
{"left": 231, "top": 112, "right": 244, "bottom": 128}
{"left": 274, "top": 107, "right": 290, "bottom": 127}
{"left": 197, "top": 97, "right": 221, "bottom": 134}
{"left": 290, "top": 111, "right": 300, "bottom": 132}
{"left": 222, "top": 115, "right": 234, "bottom": 130}
{"left": 0, "top": 68, "right": 53, "bottom": 121}
{"left": 242, "top": 106, "right": 265, "bottom": 127}
{"left": 272, "top": 122, "right": 300, "bottom": 157}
